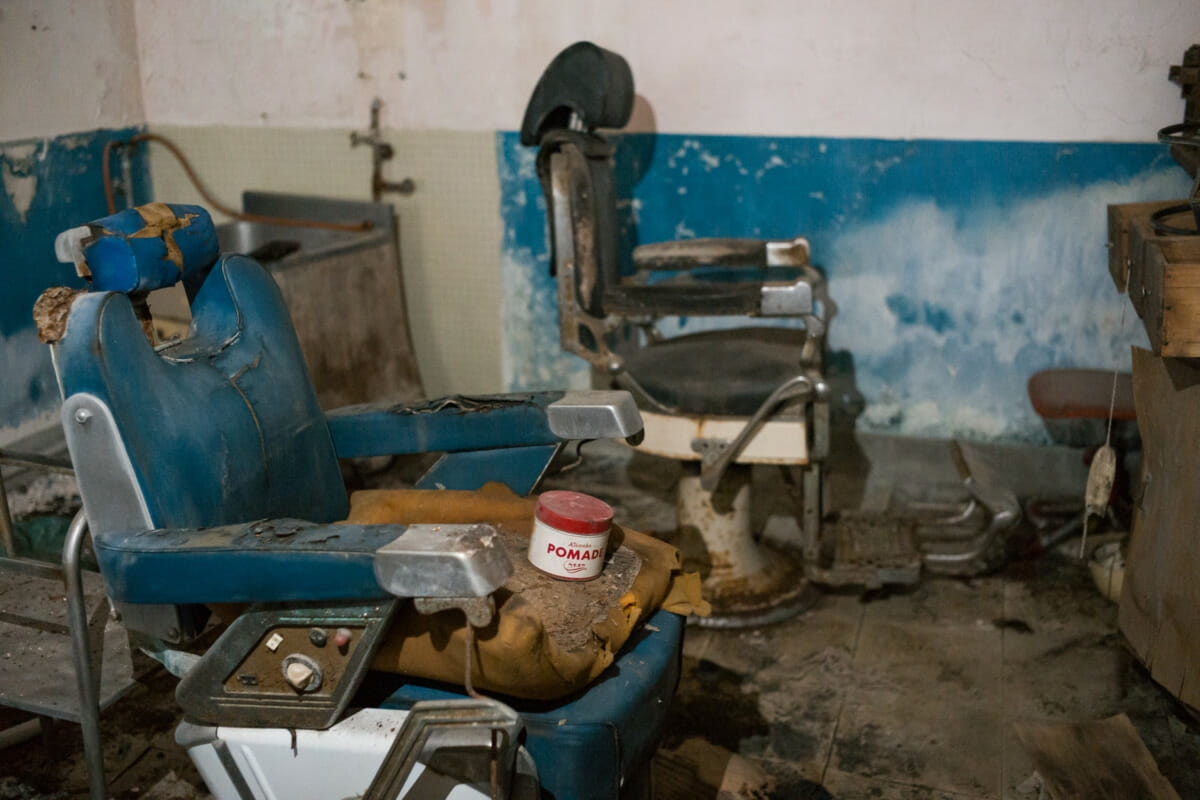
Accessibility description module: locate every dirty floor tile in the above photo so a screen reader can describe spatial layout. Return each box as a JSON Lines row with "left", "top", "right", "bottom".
{"left": 853, "top": 615, "right": 1003, "bottom": 705}
{"left": 830, "top": 687, "right": 1004, "bottom": 798}
{"left": 822, "top": 768, "right": 990, "bottom": 799}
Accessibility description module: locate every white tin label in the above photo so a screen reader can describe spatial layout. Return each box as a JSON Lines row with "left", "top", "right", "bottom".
{"left": 527, "top": 518, "right": 609, "bottom": 581}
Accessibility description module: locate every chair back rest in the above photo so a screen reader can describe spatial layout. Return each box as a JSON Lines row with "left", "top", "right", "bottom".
{"left": 49, "top": 205, "right": 349, "bottom": 538}
{"left": 520, "top": 41, "right": 634, "bottom": 147}
{"left": 536, "top": 133, "right": 624, "bottom": 317}
{"left": 522, "top": 43, "right": 634, "bottom": 318}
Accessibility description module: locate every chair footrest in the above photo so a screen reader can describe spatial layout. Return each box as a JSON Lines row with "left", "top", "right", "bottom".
{"left": 635, "top": 409, "right": 809, "bottom": 464}
{"left": 808, "top": 514, "right": 922, "bottom": 588}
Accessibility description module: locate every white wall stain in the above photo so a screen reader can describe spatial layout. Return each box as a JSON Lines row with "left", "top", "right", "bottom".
{"left": 723, "top": 153, "right": 751, "bottom": 176}
{"left": 512, "top": 145, "right": 538, "bottom": 181}
{"left": 824, "top": 166, "right": 1189, "bottom": 439}
{"left": 755, "top": 154, "right": 788, "bottom": 179}
{"left": 500, "top": 248, "right": 589, "bottom": 391}
{"left": 667, "top": 140, "right": 702, "bottom": 169}
{"left": 644, "top": 164, "right": 1190, "bottom": 441}
{"left": 2, "top": 143, "right": 40, "bottom": 223}
{"left": 872, "top": 154, "right": 905, "bottom": 176}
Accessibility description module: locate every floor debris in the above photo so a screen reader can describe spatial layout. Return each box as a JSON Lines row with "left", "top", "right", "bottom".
{"left": 1015, "top": 714, "right": 1181, "bottom": 799}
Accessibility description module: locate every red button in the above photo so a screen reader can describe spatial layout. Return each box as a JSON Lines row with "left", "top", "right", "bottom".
{"left": 535, "top": 491, "right": 613, "bottom": 535}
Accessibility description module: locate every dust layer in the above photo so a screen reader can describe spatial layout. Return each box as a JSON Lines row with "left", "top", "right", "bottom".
{"left": 499, "top": 530, "right": 642, "bottom": 651}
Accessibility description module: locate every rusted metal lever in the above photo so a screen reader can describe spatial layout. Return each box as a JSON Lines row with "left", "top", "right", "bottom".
{"left": 695, "top": 374, "right": 821, "bottom": 492}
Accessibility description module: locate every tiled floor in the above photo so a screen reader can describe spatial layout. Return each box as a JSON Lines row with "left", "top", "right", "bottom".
{"left": 2, "top": 435, "right": 1198, "bottom": 799}
{"left": 547, "top": 438, "right": 1200, "bottom": 798}
{"left": 671, "top": 565, "right": 1199, "bottom": 798}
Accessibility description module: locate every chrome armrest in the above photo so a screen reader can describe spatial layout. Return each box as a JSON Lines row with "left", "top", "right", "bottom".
{"left": 632, "top": 236, "right": 810, "bottom": 270}
{"left": 373, "top": 523, "right": 512, "bottom": 599}
{"left": 546, "top": 390, "right": 644, "bottom": 441}
{"left": 374, "top": 523, "right": 514, "bottom": 628}
{"left": 697, "top": 374, "right": 828, "bottom": 491}
{"left": 760, "top": 280, "right": 814, "bottom": 316}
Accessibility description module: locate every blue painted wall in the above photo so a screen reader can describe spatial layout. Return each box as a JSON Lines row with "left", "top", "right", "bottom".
{"left": 0, "top": 127, "right": 151, "bottom": 436}
{"left": 497, "top": 132, "right": 1190, "bottom": 441}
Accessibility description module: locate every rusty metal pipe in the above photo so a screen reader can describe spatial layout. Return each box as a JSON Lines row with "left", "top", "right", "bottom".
{"left": 102, "top": 134, "right": 373, "bottom": 233}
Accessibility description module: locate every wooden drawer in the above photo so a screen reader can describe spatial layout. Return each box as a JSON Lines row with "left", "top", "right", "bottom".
{"left": 1111, "top": 203, "right": 1200, "bottom": 357}
{"left": 1107, "top": 200, "right": 1181, "bottom": 292}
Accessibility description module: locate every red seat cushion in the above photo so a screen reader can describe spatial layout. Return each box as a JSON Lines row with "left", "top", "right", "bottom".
{"left": 1028, "top": 369, "right": 1136, "bottom": 421}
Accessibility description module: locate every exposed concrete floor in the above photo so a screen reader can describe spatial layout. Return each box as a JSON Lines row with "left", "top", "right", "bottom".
{"left": 2, "top": 434, "right": 1197, "bottom": 798}
{"left": 544, "top": 437, "right": 1200, "bottom": 798}
{"left": 668, "top": 566, "right": 1200, "bottom": 798}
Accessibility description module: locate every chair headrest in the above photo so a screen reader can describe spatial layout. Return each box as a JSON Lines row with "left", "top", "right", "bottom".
{"left": 56, "top": 202, "right": 219, "bottom": 294}
{"left": 519, "top": 42, "right": 634, "bottom": 147}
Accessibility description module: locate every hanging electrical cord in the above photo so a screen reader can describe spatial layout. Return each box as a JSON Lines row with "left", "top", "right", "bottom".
{"left": 101, "top": 133, "right": 373, "bottom": 232}
{"left": 1079, "top": 303, "right": 1126, "bottom": 559}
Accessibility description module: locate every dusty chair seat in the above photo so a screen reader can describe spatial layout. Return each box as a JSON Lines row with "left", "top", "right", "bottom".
{"left": 622, "top": 327, "right": 809, "bottom": 416}
{"left": 374, "top": 609, "right": 683, "bottom": 800}
{"left": 1028, "top": 369, "right": 1136, "bottom": 421}
{"left": 1028, "top": 368, "right": 1137, "bottom": 447}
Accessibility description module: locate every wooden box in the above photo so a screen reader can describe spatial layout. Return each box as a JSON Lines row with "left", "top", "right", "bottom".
{"left": 1108, "top": 202, "right": 1200, "bottom": 357}
{"left": 1107, "top": 200, "right": 1181, "bottom": 292}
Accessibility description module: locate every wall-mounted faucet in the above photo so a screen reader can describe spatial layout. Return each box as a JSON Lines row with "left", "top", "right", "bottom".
{"left": 350, "top": 98, "right": 415, "bottom": 201}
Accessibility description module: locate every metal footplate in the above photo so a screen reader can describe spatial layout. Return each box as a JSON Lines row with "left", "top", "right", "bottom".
{"left": 364, "top": 699, "right": 539, "bottom": 800}
{"left": 176, "top": 599, "right": 399, "bottom": 729}
{"left": 807, "top": 513, "right": 922, "bottom": 589}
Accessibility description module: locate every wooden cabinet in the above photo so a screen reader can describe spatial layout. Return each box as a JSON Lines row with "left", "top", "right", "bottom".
{"left": 1108, "top": 201, "right": 1200, "bottom": 356}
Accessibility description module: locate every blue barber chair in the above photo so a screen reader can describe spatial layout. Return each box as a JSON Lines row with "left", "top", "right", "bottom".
{"left": 47, "top": 202, "right": 682, "bottom": 799}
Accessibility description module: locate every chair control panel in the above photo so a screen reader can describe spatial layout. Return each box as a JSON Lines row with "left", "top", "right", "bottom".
{"left": 177, "top": 600, "right": 398, "bottom": 730}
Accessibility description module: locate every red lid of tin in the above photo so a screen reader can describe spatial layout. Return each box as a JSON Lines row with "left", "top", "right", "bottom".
{"left": 535, "top": 490, "right": 614, "bottom": 535}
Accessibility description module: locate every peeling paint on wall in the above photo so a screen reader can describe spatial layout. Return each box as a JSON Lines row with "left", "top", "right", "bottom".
{"left": 0, "top": 327, "right": 61, "bottom": 442}
{"left": 0, "top": 127, "right": 151, "bottom": 434}
{"left": 496, "top": 142, "right": 591, "bottom": 391}
{"left": 497, "top": 132, "right": 1191, "bottom": 441}
{"left": 1, "top": 142, "right": 42, "bottom": 223}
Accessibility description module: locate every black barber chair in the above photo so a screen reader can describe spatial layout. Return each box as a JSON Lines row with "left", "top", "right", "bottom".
{"left": 521, "top": 42, "right": 837, "bottom": 625}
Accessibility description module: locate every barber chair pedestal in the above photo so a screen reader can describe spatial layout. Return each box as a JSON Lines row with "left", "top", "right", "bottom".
{"left": 638, "top": 411, "right": 818, "bottom": 627}
{"left": 676, "top": 466, "right": 816, "bottom": 627}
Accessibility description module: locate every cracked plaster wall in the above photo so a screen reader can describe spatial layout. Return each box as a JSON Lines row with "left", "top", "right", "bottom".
{"left": 0, "top": 1, "right": 148, "bottom": 440}
{"left": 3, "top": 1, "right": 1199, "bottom": 440}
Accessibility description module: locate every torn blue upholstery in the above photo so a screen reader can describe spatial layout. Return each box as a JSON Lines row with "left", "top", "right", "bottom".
{"left": 57, "top": 255, "right": 351, "bottom": 529}
{"left": 94, "top": 520, "right": 403, "bottom": 604}
{"left": 82, "top": 202, "right": 219, "bottom": 293}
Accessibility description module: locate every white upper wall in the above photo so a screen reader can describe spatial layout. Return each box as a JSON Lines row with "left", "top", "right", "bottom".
{"left": 0, "top": 0, "right": 145, "bottom": 142}
{"left": 132, "top": 0, "right": 1198, "bottom": 141}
